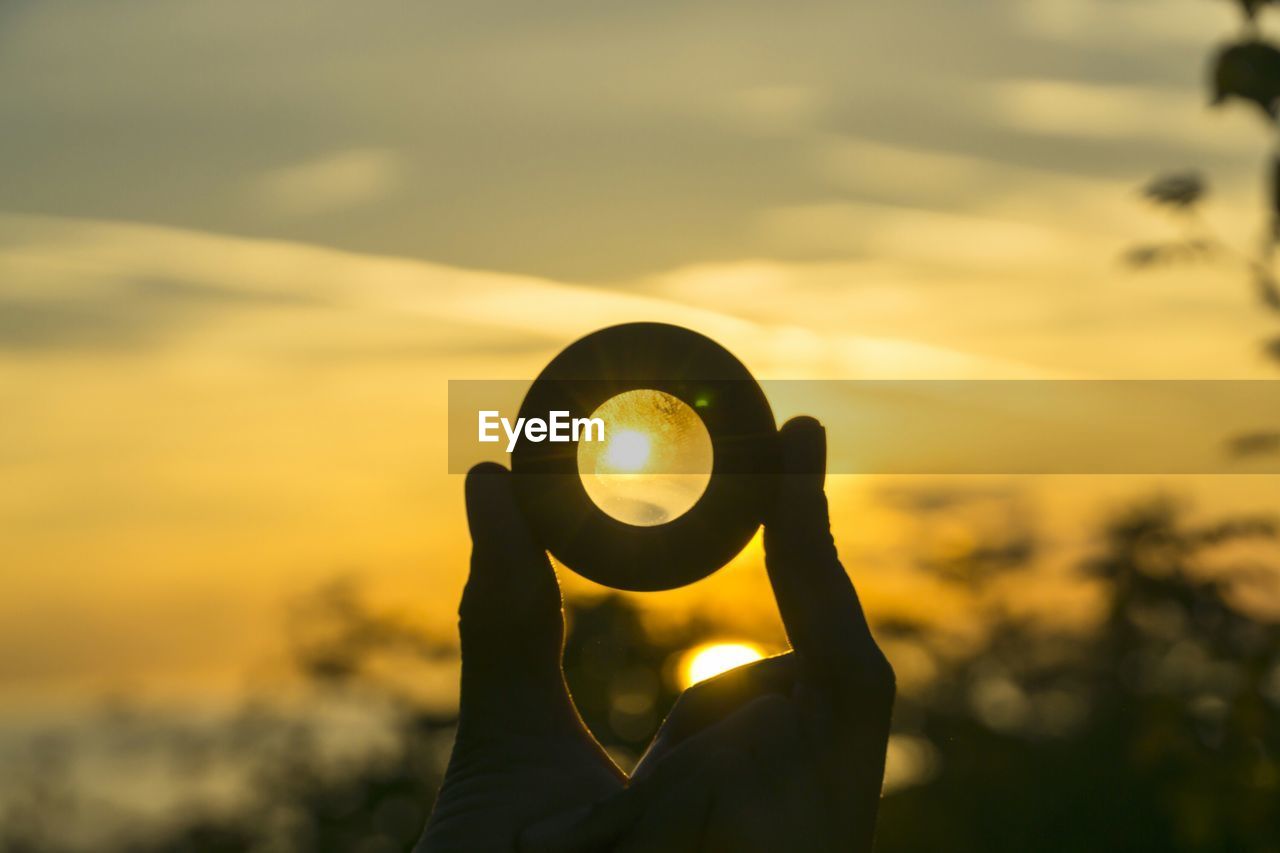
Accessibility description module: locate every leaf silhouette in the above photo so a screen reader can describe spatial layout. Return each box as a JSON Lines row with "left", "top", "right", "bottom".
{"left": 1232, "top": 0, "right": 1276, "bottom": 20}
{"left": 1227, "top": 430, "right": 1280, "bottom": 456}
{"left": 1122, "top": 239, "right": 1216, "bottom": 268}
{"left": 1140, "top": 171, "right": 1206, "bottom": 210}
{"left": 1255, "top": 267, "right": 1280, "bottom": 310}
{"left": 1210, "top": 40, "right": 1280, "bottom": 117}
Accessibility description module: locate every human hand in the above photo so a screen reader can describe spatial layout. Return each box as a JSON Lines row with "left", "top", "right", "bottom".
{"left": 416, "top": 464, "right": 625, "bottom": 851}
{"left": 521, "top": 417, "right": 896, "bottom": 853}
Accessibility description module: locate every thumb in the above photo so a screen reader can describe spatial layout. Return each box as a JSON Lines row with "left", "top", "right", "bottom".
{"left": 763, "top": 417, "right": 875, "bottom": 665}
{"left": 632, "top": 653, "right": 798, "bottom": 780}
{"left": 764, "top": 416, "right": 834, "bottom": 565}
{"left": 457, "top": 462, "right": 575, "bottom": 735}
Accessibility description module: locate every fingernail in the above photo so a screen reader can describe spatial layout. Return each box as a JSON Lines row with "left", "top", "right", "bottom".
{"left": 780, "top": 417, "right": 825, "bottom": 477}
{"left": 464, "top": 463, "right": 514, "bottom": 541}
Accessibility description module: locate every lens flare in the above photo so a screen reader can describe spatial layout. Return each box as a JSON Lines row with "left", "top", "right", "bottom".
{"left": 679, "top": 641, "right": 766, "bottom": 688}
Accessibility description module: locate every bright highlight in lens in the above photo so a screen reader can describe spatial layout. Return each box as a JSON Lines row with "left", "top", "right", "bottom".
{"left": 680, "top": 641, "right": 766, "bottom": 688}
{"left": 602, "top": 429, "right": 652, "bottom": 473}
{"left": 577, "top": 390, "right": 713, "bottom": 527}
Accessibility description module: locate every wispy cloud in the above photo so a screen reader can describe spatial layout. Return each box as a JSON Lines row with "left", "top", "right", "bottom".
{"left": 0, "top": 212, "right": 1044, "bottom": 377}
{"left": 250, "top": 148, "right": 404, "bottom": 218}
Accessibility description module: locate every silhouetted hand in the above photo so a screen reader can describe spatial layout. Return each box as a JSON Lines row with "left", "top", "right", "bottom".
{"left": 519, "top": 417, "right": 895, "bottom": 853}
{"left": 416, "top": 464, "right": 625, "bottom": 851}
{"left": 419, "top": 417, "right": 894, "bottom": 852}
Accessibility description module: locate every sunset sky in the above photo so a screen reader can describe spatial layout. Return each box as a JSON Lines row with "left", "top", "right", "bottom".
{"left": 4, "top": 0, "right": 1280, "bottom": 727}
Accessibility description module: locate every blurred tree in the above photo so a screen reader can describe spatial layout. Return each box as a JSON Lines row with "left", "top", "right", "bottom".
{"left": 2, "top": 501, "right": 1275, "bottom": 852}
{"left": 561, "top": 594, "right": 721, "bottom": 769}
{"left": 878, "top": 500, "right": 1280, "bottom": 852}
{"left": 1233, "top": 0, "right": 1277, "bottom": 23}
{"left": 1130, "top": 3, "right": 1280, "bottom": 381}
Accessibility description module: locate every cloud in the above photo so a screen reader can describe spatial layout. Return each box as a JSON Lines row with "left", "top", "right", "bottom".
{"left": 4, "top": 209, "right": 1271, "bottom": 382}
{"left": 723, "top": 86, "right": 824, "bottom": 137}
{"left": 987, "top": 79, "right": 1256, "bottom": 150}
{"left": 0, "top": 274, "right": 325, "bottom": 352}
{"left": 250, "top": 148, "right": 403, "bottom": 218}
{"left": 755, "top": 200, "right": 1078, "bottom": 269}
{"left": 0, "top": 212, "right": 1049, "bottom": 378}
{"left": 1016, "top": 0, "right": 1234, "bottom": 46}
{"left": 0, "top": 294, "right": 151, "bottom": 351}
{"left": 0, "top": 0, "right": 1263, "bottom": 281}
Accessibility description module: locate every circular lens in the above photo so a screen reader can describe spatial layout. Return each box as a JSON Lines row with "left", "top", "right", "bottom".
{"left": 511, "top": 322, "right": 777, "bottom": 591}
{"left": 577, "top": 389, "right": 713, "bottom": 526}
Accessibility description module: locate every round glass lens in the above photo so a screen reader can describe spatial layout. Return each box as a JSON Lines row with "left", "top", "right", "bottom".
{"left": 577, "top": 390, "right": 713, "bottom": 526}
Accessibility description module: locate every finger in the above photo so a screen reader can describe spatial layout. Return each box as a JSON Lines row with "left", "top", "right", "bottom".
{"left": 702, "top": 750, "right": 792, "bottom": 853}
{"left": 518, "top": 794, "right": 638, "bottom": 853}
{"left": 741, "top": 705, "right": 832, "bottom": 850}
{"left": 632, "top": 653, "right": 798, "bottom": 780}
{"left": 762, "top": 420, "right": 894, "bottom": 847}
{"left": 613, "top": 775, "right": 710, "bottom": 853}
{"left": 458, "top": 462, "right": 577, "bottom": 736}
{"left": 763, "top": 417, "right": 880, "bottom": 672}
{"left": 521, "top": 695, "right": 792, "bottom": 853}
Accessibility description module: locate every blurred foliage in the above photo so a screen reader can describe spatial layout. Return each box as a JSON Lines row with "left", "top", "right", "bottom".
{"left": 1230, "top": 430, "right": 1280, "bottom": 456}
{"left": 1130, "top": 5, "right": 1280, "bottom": 363}
{"left": 560, "top": 595, "right": 719, "bottom": 769}
{"left": 1130, "top": 2, "right": 1280, "bottom": 459}
{"left": 1211, "top": 41, "right": 1280, "bottom": 117}
{"left": 879, "top": 499, "right": 1280, "bottom": 852}
{"left": 1, "top": 580, "right": 460, "bottom": 853}
{"left": 2, "top": 499, "right": 1277, "bottom": 851}
{"left": 1233, "top": 0, "right": 1277, "bottom": 22}
{"left": 1142, "top": 172, "right": 1208, "bottom": 210}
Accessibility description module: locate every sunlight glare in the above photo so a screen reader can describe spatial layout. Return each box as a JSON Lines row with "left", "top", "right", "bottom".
{"left": 577, "top": 390, "right": 713, "bottom": 527}
{"left": 602, "top": 429, "right": 652, "bottom": 473}
{"left": 680, "top": 641, "right": 766, "bottom": 689}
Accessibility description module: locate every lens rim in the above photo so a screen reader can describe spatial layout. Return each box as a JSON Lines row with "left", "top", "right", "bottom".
{"left": 511, "top": 323, "right": 777, "bottom": 591}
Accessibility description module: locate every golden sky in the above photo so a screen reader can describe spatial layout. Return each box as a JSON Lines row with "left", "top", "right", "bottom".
{"left": 3, "top": 0, "right": 1280, "bottom": 716}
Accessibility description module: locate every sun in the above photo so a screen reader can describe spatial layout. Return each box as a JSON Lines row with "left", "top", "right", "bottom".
{"left": 601, "top": 428, "right": 652, "bottom": 473}
{"left": 679, "top": 641, "right": 766, "bottom": 689}
{"left": 575, "top": 389, "right": 713, "bottom": 527}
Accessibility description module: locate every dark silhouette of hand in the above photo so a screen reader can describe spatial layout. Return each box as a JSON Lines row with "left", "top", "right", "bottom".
{"left": 419, "top": 417, "right": 894, "bottom": 852}
{"left": 415, "top": 464, "right": 626, "bottom": 851}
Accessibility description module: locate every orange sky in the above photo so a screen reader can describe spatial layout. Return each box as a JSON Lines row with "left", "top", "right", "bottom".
{"left": 2, "top": 0, "right": 1279, "bottom": 716}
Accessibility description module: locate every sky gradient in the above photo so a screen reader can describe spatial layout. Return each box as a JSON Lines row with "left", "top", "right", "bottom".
{"left": 3, "top": 0, "right": 1280, "bottom": 719}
